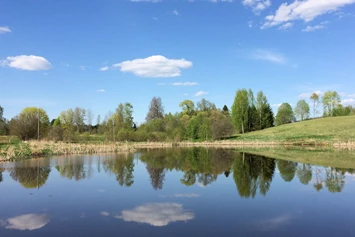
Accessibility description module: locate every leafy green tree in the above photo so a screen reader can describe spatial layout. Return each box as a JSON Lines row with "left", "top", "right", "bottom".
{"left": 210, "top": 110, "right": 234, "bottom": 139}
{"left": 196, "top": 98, "right": 216, "bottom": 112}
{"left": 146, "top": 97, "right": 164, "bottom": 122}
{"left": 247, "top": 89, "right": 258, "bottom": 132}
{"left": 179, "top": 100, "right": 195, "bottom": 116}
{"left": 9, "top": 107, "right": 50, "bottom": 140}
{"left": 231, "top": 89, "right": 249, "bottom": 134}
{"left": 294, "top": 99, "right": 310, "bottom": 121}
{"left": 275, "top": 103, "right": 293, "bottom": 125}
{"left": 322, "top": 91, "right": 340, "bottom": 117}
{"left": 0, "top": 105, "right": 8, "bottom": 135}
{"left": 310, "top": 92, "right": 320, "bottom": 118}
{"left": 255, "top": 91, "right": 274, "bottom": 130}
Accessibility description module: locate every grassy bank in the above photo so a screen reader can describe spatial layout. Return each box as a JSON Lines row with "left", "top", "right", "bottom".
{"left": 231, "top": 116, "right": 355, "bottom": 145}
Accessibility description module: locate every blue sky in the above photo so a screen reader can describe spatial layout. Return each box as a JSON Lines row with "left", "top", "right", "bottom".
{"left": 1, "top": 0, "right": 355, "bottom": 123}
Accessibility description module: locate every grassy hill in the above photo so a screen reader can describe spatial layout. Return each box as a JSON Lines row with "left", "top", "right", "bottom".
{"left": 232, "top": 116, "right": 355, "bottom": 144}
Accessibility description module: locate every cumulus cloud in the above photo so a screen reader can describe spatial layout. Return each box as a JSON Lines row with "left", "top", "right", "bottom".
{"left": 113, "top": 55, "right": 192, "bottom": 78}
{"left": 0, "top": 55, "right": 52, "bottom": 71}
{"left": 99, "top": 66, "right": 109, "bottom": 71}
{"left": 172, "top": 82, "right": 198, "bottom": 86}
{"left": 250, "top": 49, "right": 286, "bottom": 64}
{"left": 0, "top": 26, "right": 11, "bottom": 34}
{"left": 242, "top": 0, "right": 271, "bottom": 14}
{"left": 194, "top": 91, "right": 209, "bottom": 97}
{"left": 1, "top": 214, "right": 51, "bottom": 231}
{"left": 262, "top": 0, "right": 355, "bottom": 29}
{"left": 116, "top": 203, "right": 194, "bottom": 227}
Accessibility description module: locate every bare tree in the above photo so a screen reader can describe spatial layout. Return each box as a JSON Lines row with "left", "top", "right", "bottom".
{"left": 146, "top": 97, "right": 164, "bottom": 122}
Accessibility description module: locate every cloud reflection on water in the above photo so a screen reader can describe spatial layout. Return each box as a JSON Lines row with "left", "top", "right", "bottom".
{"left": 1, "top": 214, "right": 51, "bottom": 231}
{"left": 116, "top": 202, "right": 194, "bottom": 227}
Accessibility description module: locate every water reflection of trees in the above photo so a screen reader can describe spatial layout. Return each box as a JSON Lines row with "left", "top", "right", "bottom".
{"left": 8, "top": 159, "right": 51, "bottom": 189}
{"left": 55, "top": 157, "right": 87, "bottom": 181}
{"left": 232, "top": 153, "right": 276, "bottom": 198}
{"left": 103, "top": 154, "right": 135, "bottom": 187}
{"left": 0, "top": 167, "right": 5, "bottom": 183}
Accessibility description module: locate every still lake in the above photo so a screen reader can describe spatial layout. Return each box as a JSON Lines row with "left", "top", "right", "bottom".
{"left": 1, "top": 148, "right": 355, "bottom": 237}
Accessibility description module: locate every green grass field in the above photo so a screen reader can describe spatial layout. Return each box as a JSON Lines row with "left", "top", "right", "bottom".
{"left": 232, "top": 116, "right": 355, "bottom": 143}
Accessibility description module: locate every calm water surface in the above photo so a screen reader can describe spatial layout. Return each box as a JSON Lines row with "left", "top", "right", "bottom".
{"left": 1, "top": 148, "right": 355, "bottom": 237}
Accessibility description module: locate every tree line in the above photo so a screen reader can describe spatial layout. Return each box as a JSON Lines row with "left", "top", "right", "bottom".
{"left": 0, "top": 89, "right": 354, "bottom": 141}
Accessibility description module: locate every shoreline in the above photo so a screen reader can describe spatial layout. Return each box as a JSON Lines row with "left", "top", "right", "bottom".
{"left": 1, "top": 140, "right": 355, "bottom": 162}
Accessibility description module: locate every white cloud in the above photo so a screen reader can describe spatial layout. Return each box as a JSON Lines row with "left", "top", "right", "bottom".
{"left": 342, "top": 98, "right": 355, "bottom": 106}
{"left": 299, "top": 90, "right": 323, "bottom": 99}
{"left": 0, "top": 55, "right": 51, "bottom": 71}
{"left": 248, "top": 20, "right": 253, "bottom": 28}
{"left": 0, "top": 26, "right": 11, "bottom": 34}
{"left": 184, "top": 93, "right": 189, "bottom": 96}
{"left": 157, "top": 83, "right": 166, "bottom": 86}
{"left": 79, "top": 66, "right": 86, "bottom": 71}
{"left": 97, "top": 89, "right": 106, "bottom": 93}
{"left": 172, "top": 82, "right": 198, "bottom": 86}
{"left": 242, "top": 0, "right": 271, "bottom": 14}
{"left": 2, "top": 214, "right": 51, "bottom": 231}
{"left": 113, "top": 55, "right": 192, "bottom": 78}
{"left": 173, "top": 10, "right": 179, "bottom": 16}
{"left": 302, "top": 22, "right": 328, "bottom": 32}
{"left": 194, "top": 91, "right": 209, "bottom": 97}
{"left": 116, "top": 203, "right": 194, "bottom": 227}
{"left": 262, "top": 0, "right": 355, "bottom": 29}
{"left": 272, "top": 103, "right": 282, "bottom": 108}
{"left": 250, "top": 49, "right": 286, "bottom": 64}
{"left": 278, "top": 22, "right": 294, "bottom": 30}
{"left": 99, "top": 66, "right": 109, "bottom": 71}
{"left": 256, "top": 213, "right": 294, "bottom": 231}
{"left": 348, "top": 94, "right": 355, "bottom": 98}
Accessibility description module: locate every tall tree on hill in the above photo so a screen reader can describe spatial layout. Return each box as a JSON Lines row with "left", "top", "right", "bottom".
{"left": 231, "top": 89, "right": 249, "bottom": 134}
{"left": 146, "top": 97, "right": 164, "bottom": 122}
{"left": 275, "top": 103, "right": 293, "bottom": 126}
{"left": 322, "top": 91, "right": 340, "bottom": 117}
{"left": 256, "top": 91, "right": 274, "bottom": 130}
{"left": 294, "top": 99, "right": 310, "bottom": 121}
{"left": 310, "top": 92, "right": 319, "bottom": 119}
{"left": 247, "top": 89, "right": 258, "bottom": 132}
{"left": 179, "top": 100, "right": 195, "bottom": 116}
{"left": 197, "top": 98, "right": 216, "bottom": 112}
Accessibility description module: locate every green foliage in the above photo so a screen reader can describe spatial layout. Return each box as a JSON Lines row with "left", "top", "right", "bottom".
{"left": 179, "top": 100, "right": 195, "bottom": 116}
{"left": 232, "top": 89, "right": 249, "bottom": 133}
{"left": 9, "top": 107, "right": 50, "bottom": 140}
{"left": 294, "top": 99, "right": 310, "bottom": 121}
{"left": 322, "top": 91, "right": 340, "bottom": 117}
{"left": 275, "top": 103, "right": 294, "bottom": 126}
{"left": 310, "top": 92, "right": 320, "bottom": 118}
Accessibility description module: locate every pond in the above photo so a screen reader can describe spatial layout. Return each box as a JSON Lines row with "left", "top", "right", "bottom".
{"left": 1, "top": 148, "right": 355, "bottom": 237}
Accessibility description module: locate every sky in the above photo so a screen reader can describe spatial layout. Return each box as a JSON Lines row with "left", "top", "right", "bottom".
{"left": 1, "top": 0, "right": 355, "bottom": 123}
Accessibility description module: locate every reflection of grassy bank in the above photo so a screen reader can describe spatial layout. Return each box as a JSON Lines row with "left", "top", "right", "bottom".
{"left": 241, "top": 147, "right": 355, "bottom": 169}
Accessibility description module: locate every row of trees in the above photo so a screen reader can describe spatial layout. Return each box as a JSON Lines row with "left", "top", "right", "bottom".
{"left": 1, "top": 89, "right": 354, "bottom": 141}
{"left": 275, "top": 91, "right": 354, "bottom": 125}
{"left": 1, "top": 149, "right": 349, "bottom": 195}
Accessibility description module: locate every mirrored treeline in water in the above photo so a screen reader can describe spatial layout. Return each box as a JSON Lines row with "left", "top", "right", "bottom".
{"left": 1, "top": 148, "right": 355, "bottom": 237}
{"left": 1, "top": 148, "right": 354, "bottom": 195}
